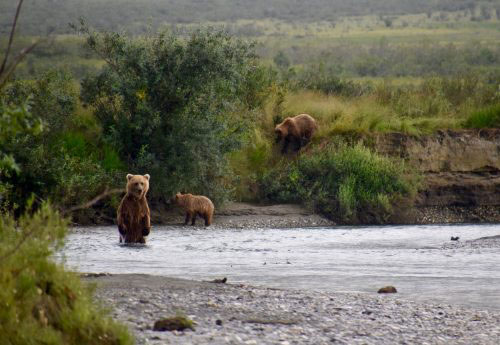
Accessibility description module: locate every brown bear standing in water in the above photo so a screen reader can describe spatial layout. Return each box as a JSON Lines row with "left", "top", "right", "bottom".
{"left": 117, "top": 174, "right": 151, "bottom": 243}
{"left": 175, "top": 192, "right": 214, "bottom": 226}
{"left": 274, "top": 113, "right": 318, "bottom": 154}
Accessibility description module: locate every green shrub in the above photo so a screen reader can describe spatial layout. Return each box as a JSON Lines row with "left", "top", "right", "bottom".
{"left": 1, "top": 71, "right": 124, "bottom": 216}
{"left": 258, "top": 142, "right": 417, "bottom": 223}
{"left": 79, "top": 24, "right": 270, "bottom": 204}
{"left": 0, "top": 203, "right": 132, "bottom": 345}
{"left": 464, "top": 104, "right": 500, "bottom": 128}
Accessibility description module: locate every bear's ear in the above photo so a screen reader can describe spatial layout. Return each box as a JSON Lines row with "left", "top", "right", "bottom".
{"left": 126, "top": 174, "right": 133, "bottom": 181}
{"left": 144, "top": 174, "right": 150, "bottom": 181}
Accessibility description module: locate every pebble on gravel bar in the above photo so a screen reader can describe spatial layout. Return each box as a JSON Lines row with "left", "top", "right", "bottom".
{"left": 378, "top": 286, "right": 398, "bottom": 293}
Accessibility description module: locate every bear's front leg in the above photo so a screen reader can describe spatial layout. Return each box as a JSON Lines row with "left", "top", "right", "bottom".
{"left": 141, "top": 216, "right": 151, "bottom": 236}
{"left": 281, "top": 137, "right": 290, "bottom": 154}
{"left": 191, "top": 213, "right": 197, "bottom": 226}
{"left": 184, "top": 212, "right": 192, "bottom": 225}
{"left": 118, "top": 224, "right": 126, "bottom": 236}
{"left": 293, "top": 136, "right": 302, "bottom": 152}
{"left": 118, "top": 224, "right": 127, "bottom": 242}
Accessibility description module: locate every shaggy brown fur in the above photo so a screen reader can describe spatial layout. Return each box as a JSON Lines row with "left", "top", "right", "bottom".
{"left": 175, "top": 192, "right": 214, "bottom": 226}
{"left": 274, "top": 113, "right": 318, "bottom": 154}
{"left": 117, "top": 174, "right": 151, "bottom": 243}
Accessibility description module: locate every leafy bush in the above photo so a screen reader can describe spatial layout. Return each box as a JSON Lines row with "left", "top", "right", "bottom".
{"left": 0, "top": 203, "right": 132, "bottom": 344}
{"left": 1, "top": 71, "right": 123, "bottom": 215}
{"left": 79, "top": 24, "right": 269, "bottom": 204}
{"left": 464, "top": 104, "right": 500, "bottom": 129}
{"left": 0, "top": 98, "right": 43, "bottom": 175}
{"left": 258, "top": 142, "right": 417, "bottom": 223}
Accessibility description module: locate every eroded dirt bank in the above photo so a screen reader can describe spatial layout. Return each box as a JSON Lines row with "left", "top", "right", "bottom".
{"left": 371, "top": 128, "right": 500, "bottom": 223}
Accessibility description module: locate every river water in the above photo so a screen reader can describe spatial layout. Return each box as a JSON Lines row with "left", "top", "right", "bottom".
{"left": 58, "top": 224, "right": 500, "bottom": 310}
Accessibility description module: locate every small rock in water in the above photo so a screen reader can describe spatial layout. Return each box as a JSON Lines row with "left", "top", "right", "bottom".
{"left": 211, "top": 277, "right": 227, "bottom": 284}
{"left": 153, "top": 316, "right": 195, "bottom": 332}
{"left": 378, "top": 286, "right": 397, "bottom": 294}
{"left": 216, "top": 319, "right": 223, "bottom": 326}
{"left": 451, "top": 236, "right": 460, "bottom": 241}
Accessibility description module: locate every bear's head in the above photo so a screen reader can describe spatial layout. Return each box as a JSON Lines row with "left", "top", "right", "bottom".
{"left": 274, "top": 119, "right": 289, "bottom": 142}
{"left": 174, "top": 192, "right": 183, "bottom": 202}
{"left": 174, "top": 192, "right": 192, "bottom": 206}
{"left": 126, "top": 174, "right": 150, "bottom": 199}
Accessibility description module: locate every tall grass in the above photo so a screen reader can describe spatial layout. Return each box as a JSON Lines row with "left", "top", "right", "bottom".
{"left": 264, "top": 75, "right": 499, "bottom": 138}
{"left": 0, "top": 203, "right": 133, "bottom": 345}
{"left": 464, "top": 104, "right": 500, "bottom": 128}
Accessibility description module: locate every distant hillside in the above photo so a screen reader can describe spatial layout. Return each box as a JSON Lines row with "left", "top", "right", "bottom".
{"left": 1, "top": 0, "right": 498, "bottom": 35}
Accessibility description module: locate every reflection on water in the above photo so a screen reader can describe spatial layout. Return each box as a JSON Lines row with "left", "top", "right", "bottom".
{"left": 57, "top": 224, "right": 500, "bottom": 310}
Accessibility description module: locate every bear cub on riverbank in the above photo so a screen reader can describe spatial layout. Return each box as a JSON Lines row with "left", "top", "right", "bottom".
{"left": 175, "top": 192, "right": 214, "bottom": 226}
{"left": 275, "top": 113, "right": 318, "bottom": 154}
{"left": 117, "top": 174, "right": 151, "bottom": 243}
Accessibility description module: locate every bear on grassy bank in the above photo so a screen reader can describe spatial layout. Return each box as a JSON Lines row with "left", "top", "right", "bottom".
{"left": 275, "top": 113, "right": 318, "bottom": 154}
{"left": 117, "top": 174, "right": 151, "bottom": 243}
{"left": 175, "top": 192, "right": 214, "bottom": 226}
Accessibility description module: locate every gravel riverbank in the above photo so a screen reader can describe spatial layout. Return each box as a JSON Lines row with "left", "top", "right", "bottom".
{"left": 86, "top": 274, "right": 500, "bottom": 345}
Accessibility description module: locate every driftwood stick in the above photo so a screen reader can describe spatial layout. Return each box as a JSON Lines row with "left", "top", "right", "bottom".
{"left": 62, "top": 188, "right": 123, "bottom": 215}
{"left": 0, "top": 0, "right": 24, "bottom": 76}
{"left": 0, "top": 41, "right": 39, "bottom": 88}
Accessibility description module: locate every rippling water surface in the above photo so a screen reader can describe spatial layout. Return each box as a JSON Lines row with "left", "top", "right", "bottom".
{"left": 57, "top": 224, "right": 500, "bottom": 310}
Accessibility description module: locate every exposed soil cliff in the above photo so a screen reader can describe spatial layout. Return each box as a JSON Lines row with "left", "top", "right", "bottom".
{"left": 372, "top": 129, "right": 500, "bottom": 223}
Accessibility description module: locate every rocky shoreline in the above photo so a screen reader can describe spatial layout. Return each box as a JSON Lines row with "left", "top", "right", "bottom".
{"left": 86, "top": 274, "right": 500, "bottom": 345}
{"left": 166, "top": 203, "right": 500, "bottom": 228}
{"left": 78, "top": 199, "right": 500, "bottom": 228}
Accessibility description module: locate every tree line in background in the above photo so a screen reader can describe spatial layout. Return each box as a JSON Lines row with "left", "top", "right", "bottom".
{"left": 1, "top": 0, "right": 498, "bottom": 35}
{"left": 5, "top": 37, "right": 499, "bottom": 82}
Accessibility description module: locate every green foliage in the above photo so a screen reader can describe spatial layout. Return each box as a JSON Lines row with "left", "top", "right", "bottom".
{"left": 314, "top": 41, "right": 500, "bottom": 78}
{"left": 1, "top": 71, "right": 123, "bottom": 214}
{"left": 373, "top": 75, "right": 499, "bottom": 119}
{"left": 273, "top": 51, "right": 290, "bottom": 69}
{"left": 0, "top": 203, "right": 132, "bottom": 344}
{"left": 80, "top": 25, "right": 269, "bottom": 204}
{"left": 0, "top": 98, "right": 43, "bottom": 176}
{"left": 228, "top": 128, "right": 273, "bottom": 201}
{"left": 464, "top": 104, "right": 500, "bottom": 128}
{"left": 258, "top": 143, "right": 417, "bottom": 223}
{"left": 295, "top": 63, "right": 371, "bottom": 97}
{"left": 4, "top": 70, "right": 78, "bottom": 135}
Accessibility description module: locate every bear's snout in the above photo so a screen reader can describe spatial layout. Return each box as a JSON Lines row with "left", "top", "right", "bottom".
{"left": 275, "top": 129, "right": 282, "bottom": 142}
{"left": 131, "top": 184, "right": 144, "bottom": 196}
